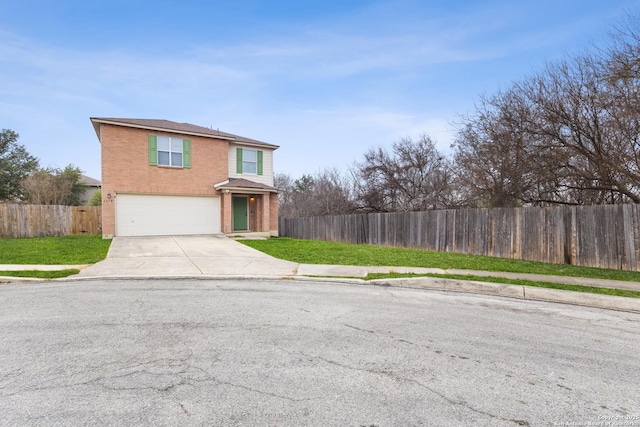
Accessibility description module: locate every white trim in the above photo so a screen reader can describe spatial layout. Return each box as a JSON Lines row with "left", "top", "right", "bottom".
{"left": 213, "top": 180, "right": 230, "bottom": 189}
{"left": 157, "top": 135, "right": 184, "bottom": 167}
{"left": 234, "top": 140, "right": 279, "bottom": 149}
{"left": 242, "top": 148, "right": 258, "bottom": 175}
{"left": 217, "top": 187, "right": 276, "bottom": 194}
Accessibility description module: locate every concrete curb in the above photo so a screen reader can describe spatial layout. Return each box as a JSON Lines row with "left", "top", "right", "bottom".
{"left": 0, "top": 276, "right": 50, "bottom": 282}
{"left": 444, "top": 269, "right": 640, "bottom": 291}
{"left": 0, "top": 265, "right": 88, "bottom": 271}
{"left": 1, "top": 274, "right": 638, "bottom": 314}
{"left": 367, "top": 276, "right": 640, "bottom": 314}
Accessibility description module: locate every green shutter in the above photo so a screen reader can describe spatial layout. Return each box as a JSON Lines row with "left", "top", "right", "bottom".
{"left": 148, "top": 135, "right": 158, "bottom": 166}
{"left": 257, "top": 150, "right": 263, "bottom": 175}
{"left": 236, "top": 148, "right": 243, "bottom": 173}
{"left": 183, "top": 139, "right": 191, "bottom": 168}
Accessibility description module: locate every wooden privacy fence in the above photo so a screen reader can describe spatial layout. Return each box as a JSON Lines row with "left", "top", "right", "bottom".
{"left": 279, "top": 204, "right": 640, "bottom": 271}
{"left": 0, "top": 204, "right": 102, "bottom": 237}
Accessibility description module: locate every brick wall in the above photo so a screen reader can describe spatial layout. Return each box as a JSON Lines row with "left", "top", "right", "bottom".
{"left": 100, "top": 124, "right": 228, "bottom": 236}
{"left": 269, "top": 193, "right": 279, "bottom": 236}
{"left": 221, "top": 192, "right": 232, "bottom": 234}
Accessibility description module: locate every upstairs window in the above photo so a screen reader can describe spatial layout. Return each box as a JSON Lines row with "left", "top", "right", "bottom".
{"left": 243, "top": 149, "right": 257, "bottom": 174}
{"left": 158, "top": 136, "right": 183, "bottom": 167}
{"left": 236, "top": 148, "right": 263, "bottom": 175}
{"left": 148, "top": 135, "right": 191, "bottom": 168}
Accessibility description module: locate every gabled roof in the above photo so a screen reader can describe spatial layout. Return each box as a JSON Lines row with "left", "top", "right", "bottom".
{"left": 79, "top": 174, "right": 101, "bottom": 187}
{"left": 214, "top": 178, "right": 278, "bottom": 193}
{"left": 90, "top": 117, "right": 278, "bottom": 149}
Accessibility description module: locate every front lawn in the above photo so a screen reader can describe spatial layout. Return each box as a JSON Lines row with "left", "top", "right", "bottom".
{"left": 240, "top": 237, "right": 640, "bottom": 283}
{"left": 0, "top": 235, "right": 111, "bottom": 264}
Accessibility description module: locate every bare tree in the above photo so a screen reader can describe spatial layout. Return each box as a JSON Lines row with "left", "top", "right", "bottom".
{"left": 22, "top": 165, "right": 86, "bottom": 205}
{"left": 354, "top": 135, "right": 454, "bottom": 212}
{"left": 521, "top": 52, "right": 640, "bottom": 204}
{"left": 311, "top": 167, "right": 358, "bottom": 216}
{"left": 275, "top": 168, "right": 357, "bottom": 218}
{"left": 274, "top": 172, "right": 295, "bottom": 216}
{"left": 453, "top": 89, "right": 543, "bottom": 207}
{"left": 454, "top": 16, "right": 640, "bottom": 206}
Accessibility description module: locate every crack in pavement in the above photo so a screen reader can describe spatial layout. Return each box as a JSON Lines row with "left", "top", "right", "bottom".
{"left": 0, "top": 355, "right": 200, "bottom": 396}
{"left": 382, "top": 287, "right": 402, "bottom": 300}
{"left": 209, "top": 377, "right": 317, "bottom": 402}
{"left": 98, "top": 361, "right": 210, "bottom": 393}
{"left": 172, "top": 236, "right": 204, "bottom": 274}
{"left": 2, "top": 355, "right": 315, "bottom": 406}
{"left": 343, "top": 324, "right": 376, "bottom": 334}
{"left": 0, "top": 374, "right": 105, "bottom": 397}
{"left": 0, "top": 367, "right": 25, "bottom": 386}
{"left": 178, "top": 402, "right": 189, "bottom": 415}
{"left": 298, "top": 351, "right": 529, "bottom": 426}
{"left": 328, "top": 309, "right": 359, "bottom": 322}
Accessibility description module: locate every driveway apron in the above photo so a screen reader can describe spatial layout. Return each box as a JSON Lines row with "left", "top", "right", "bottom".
{"left": 78, "top": 235, "right": 299, "bottom": 278}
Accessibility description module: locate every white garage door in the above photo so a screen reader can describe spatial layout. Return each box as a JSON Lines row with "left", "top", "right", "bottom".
{"left": 116, "top": 194, "right": 220, "bottom": 236}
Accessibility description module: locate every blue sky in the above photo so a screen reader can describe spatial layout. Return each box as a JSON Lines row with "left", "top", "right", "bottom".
{"left": 0, "top": 0, "right": 636, "bottom": 181}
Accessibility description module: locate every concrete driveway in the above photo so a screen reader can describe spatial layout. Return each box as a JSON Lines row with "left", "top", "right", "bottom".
{"left": 78, "top": 235, "right": 299, "bottom": 278}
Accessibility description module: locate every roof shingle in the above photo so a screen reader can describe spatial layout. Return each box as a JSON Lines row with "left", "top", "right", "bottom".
{"left": 214, "top": 178, "right": 278, "bottom": 192}
{"left": 79, "top": 174, "right": 101, "bottom": 186}
{"left": 90, "top": 117, "right": 278, "bottom": 148}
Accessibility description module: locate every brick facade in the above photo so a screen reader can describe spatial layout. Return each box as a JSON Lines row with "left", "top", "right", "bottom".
{"left": 96, "top": 120, "right": 278, "bottom": 237}
{"left": 269, "top": 193, "right": 279, "bottom": 234}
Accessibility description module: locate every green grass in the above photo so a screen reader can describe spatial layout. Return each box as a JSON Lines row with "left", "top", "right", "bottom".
{"left": 0, "top": 235, "right": 111, "bottom": 264}
{"left": 0, "top": 269, "right": 81, "bottom": 279}
{"left": 364, "top": 273, "right": 640, "bottom": 299}
{"left": 241, "top": 237, "right": 640, "bottom": 283}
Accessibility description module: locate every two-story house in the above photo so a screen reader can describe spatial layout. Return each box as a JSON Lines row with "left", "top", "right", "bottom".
{"left": 90, "top": 118, "right": 279, "bottom": 238}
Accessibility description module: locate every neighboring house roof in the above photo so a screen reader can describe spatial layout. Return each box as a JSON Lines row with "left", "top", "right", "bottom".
{"left": 90, "top": 117, "right": 279, "bottom": 149}
{"left": 79, "top": 174, "right": 101, "bottom": 187}
{"left": 214, "top": 178, "right": 278, "bottom": 193}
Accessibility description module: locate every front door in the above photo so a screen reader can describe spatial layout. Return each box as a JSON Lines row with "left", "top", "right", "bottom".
{"left": 232, "top": 196, "right": 248, "bottom": 231}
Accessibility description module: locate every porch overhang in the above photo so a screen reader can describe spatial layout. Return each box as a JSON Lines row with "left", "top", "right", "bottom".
{"left": 213, "top": 178, "right": 279, "bottom": 194}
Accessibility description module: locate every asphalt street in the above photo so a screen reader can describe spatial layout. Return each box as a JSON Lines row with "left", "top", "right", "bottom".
{"left": 1, "top": 278, "right": 639, "bottom": 426}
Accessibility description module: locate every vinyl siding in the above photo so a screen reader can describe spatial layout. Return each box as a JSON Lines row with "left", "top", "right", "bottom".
{"left": 228, "top": 144, "right": 274, "bottom": 186}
